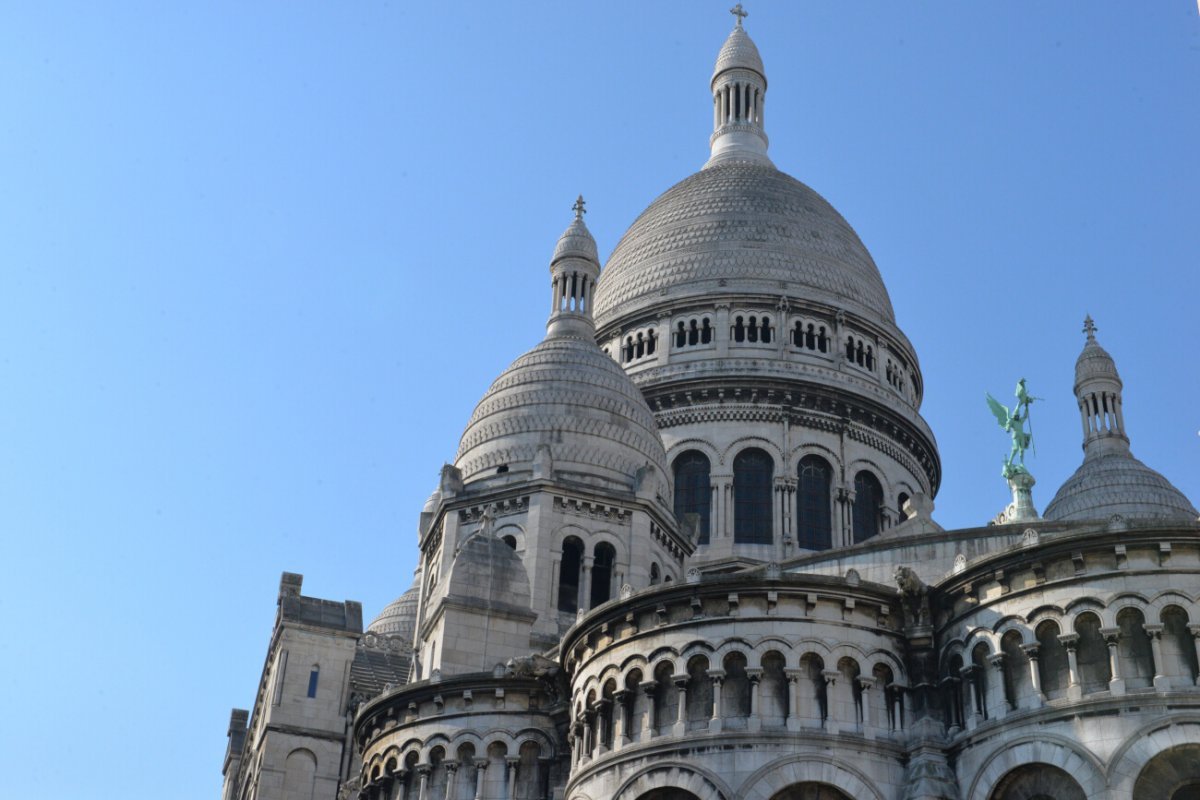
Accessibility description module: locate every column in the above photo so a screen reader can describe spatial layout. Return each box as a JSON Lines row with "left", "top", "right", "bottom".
{"left": 444, "top": 762, "right": 458, "bottom": 800}
{"left": 1059, "top": 634, "right": 1082, "bottom": 700}
{"left": 1021, "top": 644, "right": 1046, "bottom": 705}
{"left": 1100, "top": 627, "right": 1125, "bottom": 695}
{"left": 473, "top": 759, "right": 488, "bottom": 800}
{"left": 986, "top": 653, "right": 1009, "bottom": 718}
{"left": 822, "top": 670, "right": 840, "bottom": 733}
{"left": 612, "top": 690, "right": 630, "bottom": 748}
{"left": 569, "top": 722, "right": 583, "bottom": 767}
{"left": 960, "top": 665, "right": 982, "bottom": 730}
{"left": 505, "top": 756, "right": 519, "bottom": 800}
{"left": 578, "top": 555, "right": 593, "bottom": 612}
{"left": 888, "top": 683, "right": 904, "bottom": 732}
{"left": 785, "top": 669, "right": 802, "bottom": 732}
{"left": 673, "top": 675, "right": 688, "bottom": 736}
{"left": 747, "top": 668, "right": 763, "bottom": 732}
{"left": 582, "top": 708, "right": 595, "bottom": 759}
{"left": 707, "top": 669, "right": 724, "bottom": 732}
{"left": 640, "top": 679, "right": 656, "bottom": 738}
{"left": 417, "top": 766, "right": 430, "bottom": 800}
{"left": 1189, "top": 624, "right": 1200, "bottom": 686}
{"left": 1144, "top": 624, "right": 1169, "bottom": 690}
{"left": 857, "top": 676, "right": 875, "bottom": 738}
{"left": 596, "top": 699, "right": 611, "bottom": 754}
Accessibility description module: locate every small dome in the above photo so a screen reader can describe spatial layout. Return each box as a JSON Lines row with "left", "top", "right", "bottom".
{"left": 422, "top": 488, "right": 441, "bottom": 514}
{"left": 454, "top": 334, "right": 670, "bottom": 494}
{"left": 552, "top": 215, "right": 598, "bottom": 264}
{"left": 713, "top": 25, "right": 764, "bottom": 82}
{"left": 1074, "top": 337, "right": 1121, "bottom": 390}
{"left": 447, "top": 531, "right": 532, "bottom": 612}
{"left": 367, "top": 580, "right": 420, "bottom": 640}
{"left": 1043, "top": 452, "right": 1198, "bottom": 523}
{"left": 595, "top": 161, "right": 896, "bottom": 326}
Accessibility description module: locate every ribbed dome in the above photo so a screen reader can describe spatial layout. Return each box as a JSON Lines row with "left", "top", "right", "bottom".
{"left": 594, "top": 161, "right": 896, "bottom": 326}
{"left": 454, "top": 333, "right": 670, "bottom": 493}
{"left": 367, "top": 582, "right": 420, "bottom": 640}
{"left": 713, "top": 26, "right": 764, "bottom": 81}
{"left": 552, "top": 215, "right": 598, "bottom": 264}
{"left": 1043, "top": 452, "right": 1197, "bottom": 523}
{"left": 1074, "top": 338, "right": 1120, "bottom": 389}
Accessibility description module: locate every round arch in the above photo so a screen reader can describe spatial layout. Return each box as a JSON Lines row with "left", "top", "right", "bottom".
{"left": 1109, "top": 719, "right": 1200, "bottom": 797}
{"left": 966, "top": 735, "right": 1106, "bottom": 800}
{"left": 737, "top": 755, "right": 886, "bottom": 800}
{"left": 988, "top": 764, "right": 1085, "bottom": 800}
{"left": 613, "top": 762, "right": 733, "bottom": 800}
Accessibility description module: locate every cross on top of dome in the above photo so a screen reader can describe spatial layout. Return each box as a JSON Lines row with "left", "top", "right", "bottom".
{"left": 573, "top": 195, "right": 586, "bottom": 220}
{"left": 1083, "top": 314, "right": 1097, "bottom": 341}
{"left": 730, "top": 3, "right": 748, "bottom": 28}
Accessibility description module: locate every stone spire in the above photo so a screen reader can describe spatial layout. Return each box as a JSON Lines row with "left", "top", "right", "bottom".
{"left": 546, "top": 196, "right": 601, "bottom": 338}
{"left": 1073, "top": 315, "right": 1128, "bottom": 458}
{"left": 707, "top": 5, "right": 771, "bottom": 167}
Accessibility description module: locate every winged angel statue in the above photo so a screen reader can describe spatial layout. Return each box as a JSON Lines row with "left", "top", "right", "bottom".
{"left": 986, "top": 379, "right": 1038, "bottom": 478}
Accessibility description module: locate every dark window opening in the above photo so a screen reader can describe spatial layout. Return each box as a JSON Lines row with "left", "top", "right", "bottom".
{"left": 675, "top": 321, "right": 686, "bottom": 348}
{"left": 673, "top": 451, "right": 712, "bottom": 545}
{"left": 701, "top": 318, "right": 712, "bottom": 343}
{"left": 307, "top": 666, "right": 319, "bottom": 698}
{"left": 796, "top": 455, "right": 832, "bottom": 550}
{"left": 590, "top": 543, "right": 616, "bottom": 607}
{"left": 897, "top": 492, "right": 910, "bottom": 521}
{"left": 496, "top": 464, "right": 509, "bottom": 474}
{"left": 733, "top": 316, "right": 745, "bottom": 342}
{"left": 649, "top": 563, "right": 660, "bottom": 585}
{"left": 852, "top": 470, "right": 882, "bottom": 543}
{"left": 734, "top": 448, "right": 774, "bottom": 544}
{"left": 502, "top": 534, "right": 517, "bottom": 550}
{"left": 558, "top": 537, "right": 583, "bottom": 612}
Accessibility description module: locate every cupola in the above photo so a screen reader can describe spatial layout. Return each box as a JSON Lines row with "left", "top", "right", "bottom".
{"left": 707, "top": 4, "right": 771, "bottom": 166}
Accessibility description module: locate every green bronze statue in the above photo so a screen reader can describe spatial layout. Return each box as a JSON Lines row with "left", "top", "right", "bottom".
{"left": 987, "top": 378, "right": 1038, "bottom": 479}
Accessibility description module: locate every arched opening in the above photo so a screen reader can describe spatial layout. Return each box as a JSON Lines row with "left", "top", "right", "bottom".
{"left": 1117, "top": 607, "right": 1156, "bottom": 689}
{"left": 673, "top": 451, "right": 712, "bottom": 545}
{"left": 989, "top": 763, "right": 1086, "bottom": 800}
{"left": 454, "top": 743, "right": 477, "bottom": 800}
{"left": 944, "top": 652, "right": 965, "bottom": 730}
{"left": 760, "top": 651, "right": 788, "bottom": 727}
{"left": 722, "top": 651, "right": 751, "bottom": 728}
{"left": 837, "top": 656, "right": 863, "bottom": 728}
{"left": 685, "top": 655, "right": 713, "bottom": 729}
{"left": 734, "top": 448, "right": 774, "bottom": 544}
{"left": 800, "top": 652, "right": 827, "bottom": 725}
{"left": 873, "top": 663, "right": 897, "bottom": 731}
{"left": 796, "top": 455, "right": 832, "bottom": 550}
{"left": 1001, "top": 630, "right": 1031, "bottom": 710}
{"left": 1162, "top": 606, "right": 1199, "bottom": 685}
{"left": 897, "top": 492, "right": 910, "bottom": 521}
{"left": 1074, "top": 612, "right": 1111, "bottom": 694}
{"left": 502, "top": 534, "right": 517, "bottom": 549}
{"left": 768, "top": 784, "right": 853, "bottom": 800}
{"left": 515, "top": 741, "right": 542, "bottom": 800}
{"left": 625, "top": 669, "right": 646, "bottom": 743}
{"left": 652, "top": 661, "right": 677, "bottom": 736}
{"left": 599, "top": 679, "right": 617, "bottom": 752}
{"left": 557, "top": 536, "right": 583, "bottom": 613}
{"left": 590, "top": 542, "right": 616, "bottom": 607}
{"left": 649, "top": 562, "right": 661, "bottom": 585}
{"left": 970, "top": 643, "right": 990, "bottom": 719}
{"left": 852, "top": 470, "right": 882, "bottom": 543}
{"left": 635, "top": 791, "right": 703, "bottom": 800}
{"left": 1036, "top": 620, "right": 1068, "bottom": 700}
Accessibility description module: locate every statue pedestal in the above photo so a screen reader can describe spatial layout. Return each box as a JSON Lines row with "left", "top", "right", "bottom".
{"left": 992, "top": 470, "right": 1039, "bottom": 524}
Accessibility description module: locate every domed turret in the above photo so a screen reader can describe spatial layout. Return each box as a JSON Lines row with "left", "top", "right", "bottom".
{"left": 367, "top": 577, "right": 420, "bottom": 641}
{"left": 454, "top": 200, "right": 670, "bottom": 498}
{"left": 708, "top": 4, "right": 770, "bottom": 166}
{"left": 1044, "top": 317, "right": 1197, "bottom": 523}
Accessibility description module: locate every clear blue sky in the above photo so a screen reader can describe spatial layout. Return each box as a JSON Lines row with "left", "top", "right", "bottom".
{"left": 1, "top": 3, "right": 1197, "bottom": 797}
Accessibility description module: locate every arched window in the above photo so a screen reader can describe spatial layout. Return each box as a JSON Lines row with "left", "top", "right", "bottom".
{"left": 590, "top": 542, "right": 616, "bottom": 607}
{"left": 897, "top": 492, "right": 910, "bottom": 521}
{"left": 673, "top": 451, "right": 711, "bottom": 545}
{"left": 1075, "top": 613, "right": 1111, "bottom": 694}
{"left": 558, "top": 537, "right": 583, "bottom": 612}
{"left": 796, "top": 455, "right": 832, "bottom": 550}
{"left": 852, "top": 470, "right": 882, "bottom": 543}
{"left": 1036, "top": 620, "right": 1069, "bottom": 699}
{"left": 649, "top": 562, "right": 660, "bottom": 585}
{"left": 734, "top": 448, "right": 774, "bottom": 544}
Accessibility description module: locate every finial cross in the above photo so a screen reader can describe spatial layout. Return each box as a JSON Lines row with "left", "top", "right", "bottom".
{"left": 730, "top": 3, "right": 748, "bottom": 27}
{"left": 573, "top": 195, "right": 586, "bottom": 219}
{"left": 1083, "top": 314, "right": 1097, "bottom": 340}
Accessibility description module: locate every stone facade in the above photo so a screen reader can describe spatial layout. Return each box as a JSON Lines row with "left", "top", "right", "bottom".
{"left": 222, "top": 12, "right": 1200, "bottom": 800}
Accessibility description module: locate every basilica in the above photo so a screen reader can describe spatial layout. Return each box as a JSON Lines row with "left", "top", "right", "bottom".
{"left": 221, "top": 10, "right": 1200, "bottom": 800}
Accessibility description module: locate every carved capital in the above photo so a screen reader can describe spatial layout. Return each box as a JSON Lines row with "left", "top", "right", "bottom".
{"left": 1058, "top": 633, "right": 1080, "bottom": 651}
